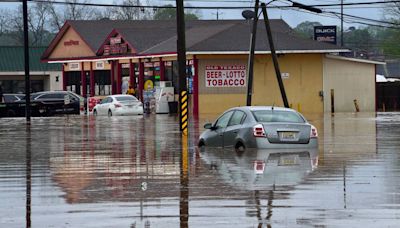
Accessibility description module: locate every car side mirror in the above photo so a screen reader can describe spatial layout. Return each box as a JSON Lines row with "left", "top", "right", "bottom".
{"left": 204, "top": 123, "right": 213, "bottom": 129}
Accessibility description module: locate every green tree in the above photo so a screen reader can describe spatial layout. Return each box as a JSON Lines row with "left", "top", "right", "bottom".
{"left": 153, "top": 4, "right": 199, "bottom": 20}
{"left": 380, "top": 27, "right": 400, "bottom": 57}
{"left": 379, "top": 1, "right": 400, "bottom": 57}
{"left": 343, "top": 27, "right": 374, "bottom": 51}
{"left": 293, "top": 21, "right": 322, "bottom": 39}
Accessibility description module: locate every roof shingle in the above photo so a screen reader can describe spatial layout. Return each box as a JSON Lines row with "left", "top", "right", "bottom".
{"left": 0, "top": 46, "right": 61, "bottom": 71}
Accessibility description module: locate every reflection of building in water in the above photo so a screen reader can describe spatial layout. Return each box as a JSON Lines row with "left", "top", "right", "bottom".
{"left": 323, "top": 112, "right": 377, "bottom": 160}
{"left": 50, "top": 116, "right": 185, "bottom": 203}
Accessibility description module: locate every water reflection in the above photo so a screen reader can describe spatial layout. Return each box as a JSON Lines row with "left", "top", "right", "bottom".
{"left": 200, "top": 147, "right": 319, "bottom": 190}
{"left": 25, "top": 125, "right": 31, "bottom": 228}
{"left": 199, "top": 147, "right": 319, "bottom": 227}
{"left": 1, "top": 112, "right": 397, "bottom": 227}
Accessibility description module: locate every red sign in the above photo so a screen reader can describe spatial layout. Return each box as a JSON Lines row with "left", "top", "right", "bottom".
{"left": 110, "top": 37, "right": 122, "bottom": 45}
{"left": 205, "top": 65, "right": 246, "bottom": 87}
{"left": 104, "top": 45, "right": 110, "bottom": 55}
{"left": 64, "top": 40, "right": 79, "bottom": 46}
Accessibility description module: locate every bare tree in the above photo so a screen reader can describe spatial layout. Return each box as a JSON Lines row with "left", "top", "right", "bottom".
{"left": 29, "top": 2, "right": 52, "bottom": 45}
{"left": 8, "top": 7, "right": 24, "bottom": 45}
{"left": 7, "top": 3, "right": 53, "bottom": 46}
{"left": 48, "top": 0, "right": 101, "bottom": 31}
{"left": 0, "top": 9, "right": 11, "bottom": 36}
{"left": 384, "top": 0, "right": 400, "bottom": 22}
{"left": 105, "top": 0, "right": 152, "bottom": 20}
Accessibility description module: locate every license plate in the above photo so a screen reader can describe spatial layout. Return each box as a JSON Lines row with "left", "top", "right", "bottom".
{"left": 279, "top": 131, "right": 297, "bottom": 140}
{"left": 127, "top": 105, "right": 133, "bottom": 108}
{"left": 278, "top": 155, "right": 299, "bottom": 166}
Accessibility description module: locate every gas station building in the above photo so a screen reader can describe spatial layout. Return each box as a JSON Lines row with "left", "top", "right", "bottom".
{"left": 42, "top": 19, "right": 381, "bottom": 117}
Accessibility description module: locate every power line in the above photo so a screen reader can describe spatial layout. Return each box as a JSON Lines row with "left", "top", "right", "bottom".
{"left": 25, "top": 0, "right": 400, "bottom": 29}
{"left": 28, "top": 0, "right": 400, "bottom": 10}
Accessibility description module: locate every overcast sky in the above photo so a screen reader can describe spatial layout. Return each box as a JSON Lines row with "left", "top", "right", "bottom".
{"left": 0, "top": 0, "right": 386, "bottom": 28}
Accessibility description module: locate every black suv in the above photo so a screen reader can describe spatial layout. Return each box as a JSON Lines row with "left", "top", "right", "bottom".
{"left": 1, "top": 91, "right": 84, "bottom": 117}
{"left": 29, "top": 91, "right": 84, "bottom": 115}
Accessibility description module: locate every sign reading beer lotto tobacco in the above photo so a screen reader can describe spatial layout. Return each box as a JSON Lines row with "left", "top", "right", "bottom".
{"left": 205, "top": 65, "right": 246, "bottom": 87}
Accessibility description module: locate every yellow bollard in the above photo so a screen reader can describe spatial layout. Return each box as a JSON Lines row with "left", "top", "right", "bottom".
{"left": 297, "top": 103, "right": 301, "bottom": 112}
{"left": 353, "top": 99, "right": 360, "bottom": 112}
{"left": 180, "top": 91, "right": 188, "bottom": 135}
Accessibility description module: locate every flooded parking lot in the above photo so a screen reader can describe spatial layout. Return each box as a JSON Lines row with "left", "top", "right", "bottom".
{"left": 0, "top": 112, "right": 400, "bottom": 227}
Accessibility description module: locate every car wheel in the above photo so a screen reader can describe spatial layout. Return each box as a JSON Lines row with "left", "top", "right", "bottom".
{"left": 93, "top": 109, "right": 97, "bottom": 116}
{"left": 198, "top": 140, "right": 205, "bottom": 147}
{"left": 235, "top": 142, "right": 246, "bottom": 154}
{"left": 108, "top": 109, "right": 112, "bottom": 117}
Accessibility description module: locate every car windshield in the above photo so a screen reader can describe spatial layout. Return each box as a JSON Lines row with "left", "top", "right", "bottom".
{"left": 252, "top": 110, "right": 305, "bottom": 123}
{"left": 115, "top": 96, "right": 138, "bottom": 102}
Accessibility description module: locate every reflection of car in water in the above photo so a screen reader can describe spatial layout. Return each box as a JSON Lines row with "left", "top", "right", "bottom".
{"left": 198, "top": 106, "right": 318, "bottom": 151}
{"left": 200, "top": 147, "right": 319, "bottom": 190}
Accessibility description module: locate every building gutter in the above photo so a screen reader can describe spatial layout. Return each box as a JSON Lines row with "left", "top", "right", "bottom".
{"left": 187, "top": 50, "right": 349, "bottom": 55}
{"left": 325, "top": 54, "right": 386, "bottom": 65}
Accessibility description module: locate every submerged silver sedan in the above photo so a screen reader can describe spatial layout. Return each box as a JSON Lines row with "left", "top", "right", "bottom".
{"left": 198, "top": 106, "right": 318, "bottom": 151}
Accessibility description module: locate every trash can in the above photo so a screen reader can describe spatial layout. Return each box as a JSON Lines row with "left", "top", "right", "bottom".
{"left": 168, "top": 101, "right": 178, "bottom": 114}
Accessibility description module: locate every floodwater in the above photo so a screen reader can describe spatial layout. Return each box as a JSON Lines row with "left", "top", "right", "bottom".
{"left": 0, "top": 112, "right": 399, "bottom": 227}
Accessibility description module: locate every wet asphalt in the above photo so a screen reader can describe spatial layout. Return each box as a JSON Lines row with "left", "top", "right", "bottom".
{"left": 0, "top": 112, "right": 399, "bottom": 227}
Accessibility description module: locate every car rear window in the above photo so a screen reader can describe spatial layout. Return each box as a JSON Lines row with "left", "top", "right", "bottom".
{"left": 115, "top": 96, "right": 138, "bottom": 102}
{"left": 252, "top": 110, "right": 305, "bottom": 123}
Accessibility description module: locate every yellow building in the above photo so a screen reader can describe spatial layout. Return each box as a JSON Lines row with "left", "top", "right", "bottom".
{"left": 42, "top": 19, "right": 381, "bottom": 117}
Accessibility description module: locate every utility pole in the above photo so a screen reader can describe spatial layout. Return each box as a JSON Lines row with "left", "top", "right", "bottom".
{"left": 23, "top": 0, "right": 31, "bottom": 122}
{"left": 213, "top": 9, "right": 224, "bottom": 20}
{"left": 341, "top": 0, "right": 344, "bottom": 47}
{"left": 176, "top": 0, "right": 188, "bottom": 134}
{"left": 246, "top": 0, "right": 259, "bottom": 106}
{"left": 261, "top": 3, "right": 289, "bottom": 108}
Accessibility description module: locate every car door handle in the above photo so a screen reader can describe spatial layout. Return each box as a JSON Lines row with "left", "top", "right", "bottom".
{"left": 233, "top": 131, "right": 238, "bottom": 134}
{"left": 219, "top": 133, "right": 223, "bottom": 136}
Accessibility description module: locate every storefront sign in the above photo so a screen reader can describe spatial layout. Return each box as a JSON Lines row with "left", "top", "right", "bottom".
{"left": 103, "top": 41, "right": 128, "bottom": 56}
{"left": 205, "top": 65, "right": 246, "bottom": 87}
{"left": 104, "top": 45, "right": 110, "bottom": 55}
{"left": 69, "top": 63, "right": 80, "bottom": 71}
{"left": 314, "top": 26, "right": 337, "bottom": 45}
{"left": 281, "top": 72, "right": 290, "bottom": 79}
{"left": 95, "top": 61, "right": 104, "bottom": 69}
{"left": 121, "top": 63, "right": 130, "bottom": 68}
{"left": 64, "top": 40, "right": 79, "bottom": 46}
{"left": 110, "top": 37, "right": 122, "bottom": 45}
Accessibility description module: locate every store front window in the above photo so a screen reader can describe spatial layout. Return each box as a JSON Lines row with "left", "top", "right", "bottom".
{"left": 0, "top": 80, "right": 43, "bottom": 93}
{"left": 94, "top": 70, "right": 111, "bottom": 96}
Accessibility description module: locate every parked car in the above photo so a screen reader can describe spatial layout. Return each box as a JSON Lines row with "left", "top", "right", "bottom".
{"left": 23, "top": 91, "right": 84, "bottom": 115}
{"left": 198, "top": 106, "right": 318, "bottom": 151}
{"left": 3, "top": 93, "right": 25, "bottom": 103}
{"left": 93, "top": 95, "right": 143, "bottom": 116}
